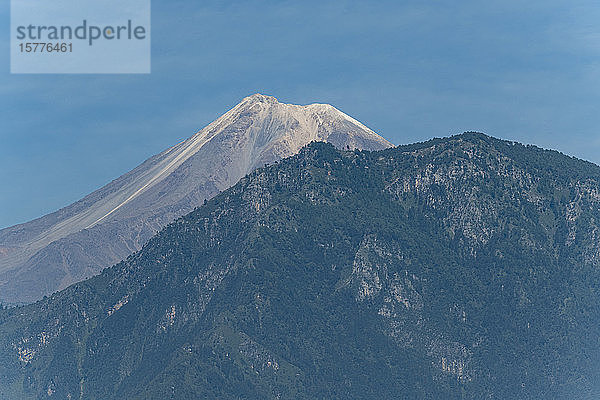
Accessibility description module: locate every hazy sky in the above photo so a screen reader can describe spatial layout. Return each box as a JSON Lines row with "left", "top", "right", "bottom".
{"left": 1, "top": 0, "right": 599, "bottom": 229}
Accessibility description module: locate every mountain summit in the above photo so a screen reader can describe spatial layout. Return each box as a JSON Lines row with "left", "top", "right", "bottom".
{"left": 0, "top": 94, "right": 392, "bottom": 304}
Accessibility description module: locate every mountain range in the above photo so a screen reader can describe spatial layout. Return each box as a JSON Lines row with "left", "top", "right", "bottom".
{"left": 0, "top": 94, "right": 391, "bottom": 304}
{"left": 0, "top": 133, "right": 599, "bottom": 399}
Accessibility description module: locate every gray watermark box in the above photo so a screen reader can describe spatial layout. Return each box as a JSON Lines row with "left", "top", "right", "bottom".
{"left": 11, "top": 0, "right": 151, "bottom": 73}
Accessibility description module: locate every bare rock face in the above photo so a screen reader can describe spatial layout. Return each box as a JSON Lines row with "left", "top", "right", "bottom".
{"left": 0, "top": 94, "right": 392, "bottom": 304}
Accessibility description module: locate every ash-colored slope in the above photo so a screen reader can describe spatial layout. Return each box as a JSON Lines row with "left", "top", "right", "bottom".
{"left": 0, "top": 94, "right": 392, "bottom": 303}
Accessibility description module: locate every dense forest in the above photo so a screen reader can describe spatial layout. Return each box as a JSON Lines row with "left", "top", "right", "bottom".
{"left": 0, "top": 133, "right": 599, "bottom": 399}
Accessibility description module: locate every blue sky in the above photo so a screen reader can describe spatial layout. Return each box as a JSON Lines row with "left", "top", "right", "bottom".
{"left": 1, "top": 0, "right": 599, "bottom": 229}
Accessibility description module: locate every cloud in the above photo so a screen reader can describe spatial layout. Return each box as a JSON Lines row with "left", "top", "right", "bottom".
{"left": 1, "top": 0, "right": 600, "bottom": 227}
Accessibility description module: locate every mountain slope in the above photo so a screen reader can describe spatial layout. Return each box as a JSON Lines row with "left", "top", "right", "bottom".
{"left": 0, "top": 94, "right": 391, "bottom": 304}
{"left": 0, "top": 134, "right": 599, "bottom": 399}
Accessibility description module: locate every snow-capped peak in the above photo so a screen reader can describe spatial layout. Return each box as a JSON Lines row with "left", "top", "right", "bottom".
{"left": 0, "top": 94, "right": 393, "bottom": 303}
